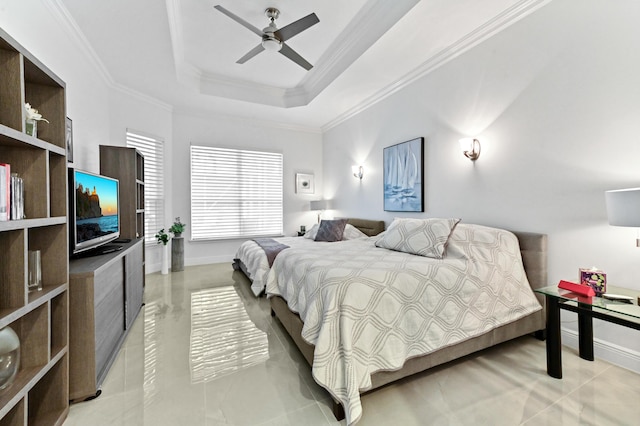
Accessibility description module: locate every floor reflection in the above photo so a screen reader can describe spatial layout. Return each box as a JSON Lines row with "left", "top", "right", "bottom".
{"left": 64, "top": 263, "right": 640, "bottom": 426}
{"left": 190, "top": 286, "right": 269, "bottom": 383}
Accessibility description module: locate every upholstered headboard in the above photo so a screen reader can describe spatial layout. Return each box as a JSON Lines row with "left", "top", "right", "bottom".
{"left": 346, "top": 218, "right": 385, "bottom": 237}
{"left": 511, "top": 231, "right": 548, "bottom": 292}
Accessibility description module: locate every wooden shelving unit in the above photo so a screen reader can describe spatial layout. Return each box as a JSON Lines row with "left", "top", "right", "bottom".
{"left": 99, "top": 145, "right": 145, "bottom": 241}
{"left": 0, "top": 28, "right": 69, "bottom": 425}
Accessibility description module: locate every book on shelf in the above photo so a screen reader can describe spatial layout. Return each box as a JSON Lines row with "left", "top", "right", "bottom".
{"left": 0, "top": 163, "right": 9, "bottom": 221}
{"left": 10, "top": 172, "right": 24, "bottom": 220}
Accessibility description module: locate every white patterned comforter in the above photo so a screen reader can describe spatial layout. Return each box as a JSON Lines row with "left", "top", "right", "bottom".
{"left": 265, "top": 224, "right": 542, "bottom": 425}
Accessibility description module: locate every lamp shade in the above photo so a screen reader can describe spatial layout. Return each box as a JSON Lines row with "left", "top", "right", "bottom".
{"left": 310, "top": 200, "right": 331, "bottom": 211}
{"left": 605, "top": 188, "right": 640, "bottom": 226}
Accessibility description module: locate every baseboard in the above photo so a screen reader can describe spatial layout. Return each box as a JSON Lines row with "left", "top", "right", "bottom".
{"left": 147, "top": 256, "right": 233, "bottom": 274}
{"left": 562, "top": 327, "right": 640, "bottom": 374}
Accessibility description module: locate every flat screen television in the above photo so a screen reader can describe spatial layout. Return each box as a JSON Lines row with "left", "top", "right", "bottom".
{"left": 68, "top": 168, "right": 120, "bottom": 255}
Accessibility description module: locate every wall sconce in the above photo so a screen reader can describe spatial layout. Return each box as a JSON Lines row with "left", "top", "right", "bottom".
{"left": 459, "top": 138, "right": 481, "bottom": 161}
{"left": 605, "top": 187, "right": 640, "bottom": 246}
{"left": 352, "top": 165, "right": 364, "bottom": 179}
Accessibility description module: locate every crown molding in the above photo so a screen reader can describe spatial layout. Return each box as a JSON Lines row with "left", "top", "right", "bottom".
{"left": 169, "top": 0, "right": 418, "bottom": 108}
{"left": 301, "top": 0, "right": 420, "bottom": 103}
{"left": 173, "top": 108, "right": 322, "bottom": 135}
{"left": 46, "top": 0, "right": 173, "bottom": 112}
{"left": 45, "top": 0, "right": 115, "bottom": 86}
{"left": 111, "top": 82, "right": 174, "bottom": 113}
{"left": 199, "top": 72, "right": 289, "bottom": 107}
{"left": 321, "top": 0, "right": 552, "bottom": 132}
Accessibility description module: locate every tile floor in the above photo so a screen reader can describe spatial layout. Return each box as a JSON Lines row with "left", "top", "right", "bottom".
{"left": 65, "top": 263, "right": 640, "bottom": 425}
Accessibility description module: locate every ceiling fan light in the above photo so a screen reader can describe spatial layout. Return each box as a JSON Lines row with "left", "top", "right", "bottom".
{"left": 261, "top": 37, "right": 282, "bottom": 52}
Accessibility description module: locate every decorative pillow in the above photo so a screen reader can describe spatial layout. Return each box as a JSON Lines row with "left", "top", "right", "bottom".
{"left": 304, "top": 224, "right": 319, "bottom": 239}
{"left": 314, "top": 219, "right": 348, "bottom": 242}
{"left": 342, "top": 224, "right": 368, "bottom": 240}
{"left": 375, "top": 217, "right": 461, "bottom": 258}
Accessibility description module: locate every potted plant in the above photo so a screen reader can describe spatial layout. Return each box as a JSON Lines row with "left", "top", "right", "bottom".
{"left": 155, "top": 228, "right": 169, "bottom": 245}
{"left": 169, "top": 217, "right": 186, "bottom": 238}
{"left": 24, "top": 103, "right": 49, "bottom": 138}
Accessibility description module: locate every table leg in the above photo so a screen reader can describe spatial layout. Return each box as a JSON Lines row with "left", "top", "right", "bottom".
{"left": 578, "top": 304, "right": 594, "bottom": 361}
{"left": 546, "top": 295, "right": 562, "bottom": 378}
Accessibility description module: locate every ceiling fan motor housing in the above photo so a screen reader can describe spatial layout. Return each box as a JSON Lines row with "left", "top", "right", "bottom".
{"left": 262, "top": 9, "right": 282, "bottom": 51}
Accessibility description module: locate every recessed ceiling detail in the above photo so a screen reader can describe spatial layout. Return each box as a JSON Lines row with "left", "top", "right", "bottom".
{"left": 168, "top": 0, "right": 420, "bottom": 108}
{"left": 58, "top": 0, "right": 551, "bottom": 129}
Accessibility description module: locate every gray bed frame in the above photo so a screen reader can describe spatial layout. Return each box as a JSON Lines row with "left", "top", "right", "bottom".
{"left": 268, "top": 222, "right": 547, "bottom": 420}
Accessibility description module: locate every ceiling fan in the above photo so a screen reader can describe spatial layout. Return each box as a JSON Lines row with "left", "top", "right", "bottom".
{"left": 214, "top": 5, "right": 320, "bottom": 70}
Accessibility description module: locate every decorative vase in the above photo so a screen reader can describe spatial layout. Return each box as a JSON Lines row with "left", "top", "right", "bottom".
{"left": 0, "top": 326, "right": 20, "bottom": 391}
{"left": 28, "top": 250, "right": 43, "bottom": 292}
{"left": 25, "top": 119, "right": 37, "bottom": 138}
{"left": 161, "top": 244, "right": 169, "bottom": 275}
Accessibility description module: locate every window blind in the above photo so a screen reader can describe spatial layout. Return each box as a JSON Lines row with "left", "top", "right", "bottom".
{"left": 190, "top": 145, "right": 283, "bottom": 240}
{"left": 126, "top": 130, "right": 164, "bottom": 245}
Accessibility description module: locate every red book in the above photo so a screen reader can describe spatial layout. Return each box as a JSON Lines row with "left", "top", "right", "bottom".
{"left": 558, "top": 280, "right": 595, "bottom": 297}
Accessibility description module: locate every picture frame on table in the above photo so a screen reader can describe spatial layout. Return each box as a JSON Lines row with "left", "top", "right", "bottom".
{"left": 296, "top": 173, "right": 314, "bottom": 194}
{"left": 66, "top": 117, "right": 73, "bottom": 163}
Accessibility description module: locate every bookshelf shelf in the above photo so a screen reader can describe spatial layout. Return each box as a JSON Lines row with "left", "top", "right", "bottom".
{"left": 0, "top": 28, "right": 69, "bottom": 425}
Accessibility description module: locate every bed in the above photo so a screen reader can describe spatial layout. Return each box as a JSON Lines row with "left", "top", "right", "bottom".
{"left": 233, "top": 218, "right": 385, "bottom": 296}
{"left": 265, "top": 219, "right": 547, "bottom": 425}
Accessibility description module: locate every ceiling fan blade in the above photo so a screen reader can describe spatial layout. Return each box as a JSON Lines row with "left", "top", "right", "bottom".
{"left": 214, "top": 5, "right": 263, "bottom": 37}
{"left": 236, "top": 44, "right": 265, "bottom": 64}
{"left": 274, "top": 13, "right": 319, "bottom": 42}
{"left": 279, "top": 43, "right": 313, "bottom": 70}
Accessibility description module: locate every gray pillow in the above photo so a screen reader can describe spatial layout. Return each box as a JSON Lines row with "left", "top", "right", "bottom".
{"left": 314, "top": 219, "right": 348, "bottom": 242}
{"left": 375, "top": 217, "right": 461, "bottom": 258}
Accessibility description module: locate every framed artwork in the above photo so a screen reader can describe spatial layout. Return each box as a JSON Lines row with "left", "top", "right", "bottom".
{"left": 65, "top": 117, "right": 73, "bottom": 163}
{"left": 296, "top": 173, "right": 314, "bottom": 194}
{"left": 383, "top": 137, "right": 424, "bottom": 212}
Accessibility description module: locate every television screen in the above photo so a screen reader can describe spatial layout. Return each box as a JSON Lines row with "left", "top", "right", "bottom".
{"left": 69, "top": 169, "right": 120, "bottom": 254}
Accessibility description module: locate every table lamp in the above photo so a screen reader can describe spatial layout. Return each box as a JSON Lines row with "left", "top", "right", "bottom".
{"left": 310, "top": 200, "right": 331, "bottom": 223}
{"left": 605, "top": 187, "right": 640, "bottom": 246}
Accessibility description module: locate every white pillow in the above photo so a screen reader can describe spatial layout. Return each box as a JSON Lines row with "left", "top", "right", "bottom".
{"left": 342, "top": 224, "right": 368, "bottom": 240}
{"left": 304, "top": 224, "right": 319, "bottom": 239}
{"left": 375, "top": 217, "right": 461, "bottom": 259}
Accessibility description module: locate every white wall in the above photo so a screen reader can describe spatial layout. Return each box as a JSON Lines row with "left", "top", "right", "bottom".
{"left": 170, "top": 112, "right": 323, "bottom": 266}
{"left": 323, "top": 0, "right": 640, "bottom": 371}
{"left": 108, "top": 90, "right": 173, "bottom": 274}
{"left": 0, "top": 0, "right": 111, "bottom": 174}
{"left": 1, "top": 0, "right": 175, "bottom": 274}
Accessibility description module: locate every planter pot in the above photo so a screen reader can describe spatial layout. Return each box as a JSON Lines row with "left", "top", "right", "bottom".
{"left": 25, "top": 119, "right": 37, "bottom": 137}
{"left": 161, "top": 244, "right": 169, "bottom": 275}
{"left": 171, "top": 237, "right": 184, "bottom": 272}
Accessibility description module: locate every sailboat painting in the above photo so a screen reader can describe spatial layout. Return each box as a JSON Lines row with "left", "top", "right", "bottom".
{"left": 383, "top": 137, "right": 424, "bottom": 212}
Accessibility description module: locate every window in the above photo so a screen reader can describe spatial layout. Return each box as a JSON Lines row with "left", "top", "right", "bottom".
{"left": 190, "top": 145, "right": 283, "bottom": 240}
{"left": 126, "top": 130, "right": 164, "bottom": 245}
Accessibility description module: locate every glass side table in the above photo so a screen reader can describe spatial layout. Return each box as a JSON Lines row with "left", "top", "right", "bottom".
{"left": 535, "top": 285, "right": 640, "bottom": 379}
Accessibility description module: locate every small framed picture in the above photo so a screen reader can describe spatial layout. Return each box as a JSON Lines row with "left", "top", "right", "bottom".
{"left": 65, "top": 117, "right": 73, "bottom": 163}
{"left": 296, "top": 173, "right": 314, "bottom": 194}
